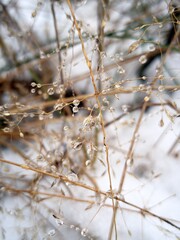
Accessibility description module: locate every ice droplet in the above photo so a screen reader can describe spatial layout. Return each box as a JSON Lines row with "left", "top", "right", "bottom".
{"left": 121, "top": 105, "right": 129, "bottom": 113}
{"left": 48, "top": 229, "right": 56, "bottom": 236}
{"left": 56, "top": 218, "right": 64, "bottom": 226}
{"left": 158, "top": 85, "right": 165, "bottom": 92}
{"left": 117, "top": 66, "right": 125, "bottom": 74}
{"left": 40, "top": 50, "right": 46, "bottom": 59}
{"left": 144, "top": 96, "right": 150, "bottom": 102}
{"left": 73, "top": 99, "right": 80, "bottom": 106}
{"left": 72, "top": 106, "right": 79, "bottom": 113}
{"left": 139, "top": 55, "right": 147, "bottom": 64}
{"left": 81, "top": 228, "right": 88, "bottom": 237}
{"left": 47, "top": 88, "right": 54, "bottom": 95}
{"left": 85, "top": 160, "right": 91, "bottom": 166}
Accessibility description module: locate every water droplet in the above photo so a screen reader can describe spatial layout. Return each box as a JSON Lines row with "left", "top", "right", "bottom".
{"left": 47, "top": 88, "right": 54, "bottom": 95}
{"left": 139, "top": 55, "right": 147, "bottom": 64}
{"left": 68, "top": 172, "right": 78, "bottom": 182}
{"left": 83, "top": 115, "right": 95, "bottom": 131}
{"left": 37, "top": 83, "right": 41, "bottom": 88}
{"left": 144, "top": 96, "right": 150, "bottom": 102}
{"left": 117, "top": 66, "right": 125, "bottom": 74}
{"left": 19, "top": 132, "right": 24, "bottom": 138}
{"left": 121, "top": 105, "right": 129, "bottom": 113}
{"left": 157, "top": 74, "right": 164, "bottom": 81}
{"left": 146, "top": 86, "right": 152, "bottom": 94}
{"left": 39, "top": 114, "right": 44, "bottom": 120}
{"left": 71, "top": 140, "right": 82, "bottom": 150}
{"left": 48, "top": 229, "right": 56, "bottom": 236}
{"left": 75, "top": 227, "right": 80, "bottom": 231}
{"left": 149, "top": 45, "right": 156, "bottom": 52}
{"left": 81, "top": 228, "right": 88, "bottom": 237}
{"left": 40, "top": 50, "right": 46, "bottom": 59}
{"left": 139, "top": 84, "right": 145, "bottom": 91}
{"left": 72, "top": 106, "right": 79, "bottom": 113}
{"left": 63, "top": 126, "right": 69, "bottom": 131}
{"left": 54, "top": 103, "right": 64, "bottom": 111}
{"left": 158, "top": 85, "right": 165, "bottom": 92}
{"left": 56, "top": 219, "right": 64, "bottom": 226}
{"left": 142, "top": 76, "right": 147, "bottom": 80}
{"left": 31, "top": 10, "right": 37, "bottom": 18}
{"left": 31, "top": 82, "right": 37, "bottom": 87}
{"left": 85, "top": 160, "right": 91, "bottom": 166}
{"left": 73, "top": 99, "right": 80, "bottom": 106}
{"left": 31, "top": 88, "right": 36, "bottom": 94}
{"left": 3, "top": 127, "right": 10, "bottom": 133}
{"left": 128, "top": 39, "right": 143, "bottom": 53}
{"left": 159, "top": 119, "right": 164, "bottom": 127}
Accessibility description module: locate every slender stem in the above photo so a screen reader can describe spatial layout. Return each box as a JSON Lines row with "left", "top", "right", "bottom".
{"left": 51, "top": 0, "right": 64, "bottom": 84}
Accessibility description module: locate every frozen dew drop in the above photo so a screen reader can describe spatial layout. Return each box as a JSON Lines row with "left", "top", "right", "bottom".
{"left": 157, "top": 74, "right": 164, "bottom": 81}
{"left": 75, "top": 227, "right": 80, "bottom": 231}
{"left": 94, "top": 104, "right": 99, "bottom": 109}
{"left": 146, "top": 86, "right": 152, "bottom": 94}
{"left": 37, "top": 154, "right": 43, "bottom": 160}
{"left": 121, "top": 105, "right": 129, "bottom": 113}
{"left": 68, "top": 172, "right": 78, "bottom": 182}
{"left": 31, "top": 82, "right": 37, "bottom": 87}
{"left": 37, "top": 83, "right": 41, "bottom": 88}
{"left": 63, "top": 125, "right": 69, "bottom": 131}
{"left": 149, "top": 45, "right": 156, "bottom": 52}
{"left": 48, "top": 229, "right": 56, "bottom": 236}
{"left": 56, "top": 218, "right": 64, "bottom": 226}
{"left": 158, "top": 85, "right": 165, "bottom": 92}
{"left": 139, "top": 55, "right": 147, "bottom": 64}
{"left": 81, "top": 228, "right": 88, "bottom": 237}
{"left": 127, "top": 158, "right": 133, "bottom": 166}
{"left": 109, "top": 107, "right": 114, "bottom": 112}
{"left": 31, "top": 10, "right": 37, "bottom": 18}
{"left": 39, "top": 114, "right": 44, "bottom": 121}
{"left": 142, "top": 76, "right": 147, "bottom": 80}
{"left": 128, "top": 39, "right": 143, "bottom": 53}
{"left": 47, "top": 88, "right": 54, "bottom": 95}
{"left": 40, "top": 50, "right": 46, "bottom": 59}
{"left": 71, "top": 140, "right": 82, "bottom": 150}
{"left": 117, "top": 66, "right": 125, "bottom": 74}
{"left": 3, "top": 127, "right": 10, "bottom": 133}
{"left": 19, "top": 132, "right": 24, "bottom": 138}
{"left": 85, "top": 160, "right": 91, "bottom": 166}
{"left": 159, "top": 119, "right": 164, "bottom": 127}
{"left": 53, "top": 81, "right": 58, "bottom": 87}
{"left": 73, "top": 99, "right": 80, "bottom": 106}
{"left": 70, "top": 225, "right": 75, "bottom": 229}
{"left": 72, "top": 106, "right": 79, "bottom": 113}
{"left": 144, "top": 96, "right": 150, "bottom": 102}
{"left": 3, "top": 111, "right": 10, "bottom": 116}
{"left": 48, "top": 113, "right": 53, "bottom": 119}
{"left": 139, "top": 84, "right": 145, "bottom": 91}
{"left": 54, "top": 103, "right": 64, "bottom": 111}
{"left": 83, "top": 115, "right": 96, "bottom": 131}
{"left": 31, "top": 88, "right": 36, "bottom": 94}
